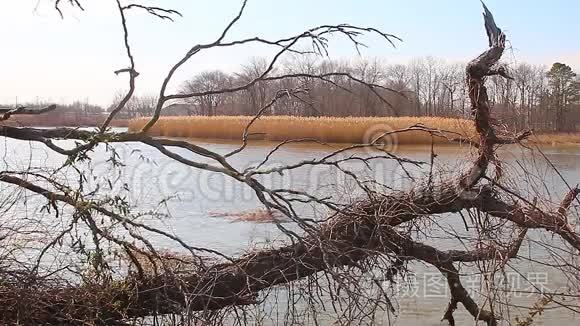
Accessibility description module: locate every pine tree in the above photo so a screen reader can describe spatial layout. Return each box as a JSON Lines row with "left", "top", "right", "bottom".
{"left": 546, "top": 62, "right": 578, "bottom": 131}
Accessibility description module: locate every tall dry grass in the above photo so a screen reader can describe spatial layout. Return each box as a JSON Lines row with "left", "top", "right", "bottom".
{"left": 129, "top": 116, "right": 580, "bottom": 145}
{"left": 529, "top": 133, "right": 580, "bottom": 145}
{"left": 129, "top": 116, "right": 477, "bottom": 145}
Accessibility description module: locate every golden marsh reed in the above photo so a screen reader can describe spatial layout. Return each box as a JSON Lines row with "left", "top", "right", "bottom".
{"left": 129, "top": 116, "right": 476, "bottom": 145}
{"left": 128, "top": 116, "right": 580, "bottom": 146}
{"left": 529, "top": 132, "right": 580, "bottom": 145}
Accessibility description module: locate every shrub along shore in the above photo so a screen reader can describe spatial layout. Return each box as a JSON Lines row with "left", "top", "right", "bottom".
{"left": 128, "top": 116, "right": 580, "bottom": 146}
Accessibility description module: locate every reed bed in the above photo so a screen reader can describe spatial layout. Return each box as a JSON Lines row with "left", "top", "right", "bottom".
{"left": 128, "top": 116, "right": 580, "bottom": 146}
{"left": 129, "top": 116, "right": 476, "bottom": 145}
{"left": 529, "top": 132, "right": 580, "bottom": 145}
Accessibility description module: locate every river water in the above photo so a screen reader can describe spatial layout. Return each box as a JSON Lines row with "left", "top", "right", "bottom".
{"left": 0, "top": 132, "right": 578, "bottom": 325}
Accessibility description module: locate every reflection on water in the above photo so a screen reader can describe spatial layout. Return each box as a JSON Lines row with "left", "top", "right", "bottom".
{"left": 0, "top": 135, "right": 579, "bottom": 325}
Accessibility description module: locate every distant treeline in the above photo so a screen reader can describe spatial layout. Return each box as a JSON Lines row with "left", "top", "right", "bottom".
{"left": 0, "top": 101, "right": 127, "bottom": 127}
{"left": 4, "top": 58, "right": 579, "bottom": 131}
{"left": 115, "top": 57, "right": 580, "bottom": 132}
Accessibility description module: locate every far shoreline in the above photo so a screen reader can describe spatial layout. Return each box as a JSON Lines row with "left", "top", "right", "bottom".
{"left": 5, "top": 116, "right": 580, "bottom": 147}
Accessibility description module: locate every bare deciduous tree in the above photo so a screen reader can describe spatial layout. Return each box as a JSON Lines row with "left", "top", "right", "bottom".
{"left": 180, "top": 71, "right": 234, "bottom": 116}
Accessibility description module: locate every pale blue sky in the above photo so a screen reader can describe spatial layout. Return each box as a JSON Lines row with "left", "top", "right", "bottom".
{"left": 1, "top": 0, "right": 579, "bottom": 106}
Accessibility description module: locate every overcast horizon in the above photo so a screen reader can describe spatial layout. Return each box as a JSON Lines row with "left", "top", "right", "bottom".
{"left": 1, "top": 0, "right": 579, "bottom": 107}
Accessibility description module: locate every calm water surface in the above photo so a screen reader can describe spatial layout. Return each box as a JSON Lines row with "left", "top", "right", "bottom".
{"left": 0, "top": 132, "right": 579, "bottom": 325}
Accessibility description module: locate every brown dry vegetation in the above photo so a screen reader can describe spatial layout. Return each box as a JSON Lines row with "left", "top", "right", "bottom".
{"left": 129, "top": 115, "right": 476, "bottom": 144}
{"left": 130, "top": 115, "right": 580, "bottom": 145}
{"left": 208, "top": 208, "right": 288, "bottom": 223}
{"left": 529, "top": 132, "right": 580, "bottom": 145}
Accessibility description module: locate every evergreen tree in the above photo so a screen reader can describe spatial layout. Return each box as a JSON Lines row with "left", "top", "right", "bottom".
{"left": 546, "top": 62, "right": 578, "bottom": 130}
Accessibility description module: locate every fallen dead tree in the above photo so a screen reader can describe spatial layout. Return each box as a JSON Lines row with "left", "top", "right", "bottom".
{"left": 1, "top": 178, "right": 576, "bottom": 325}
{"left": 0, "top": 1, "right": 578, "bottom": 325}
